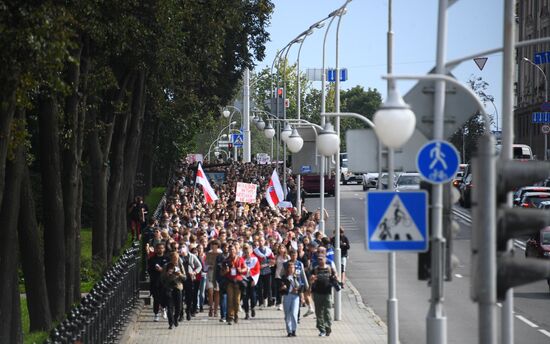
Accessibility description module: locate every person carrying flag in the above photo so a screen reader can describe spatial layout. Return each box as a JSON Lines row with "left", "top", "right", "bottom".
{"left": 241, "top": 243, "right": 260, "bottom": 319}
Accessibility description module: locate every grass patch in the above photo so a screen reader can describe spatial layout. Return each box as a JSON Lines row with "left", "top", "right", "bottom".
{"left": 144, "top": 187, "right": 165, "bottom": 214}
{"left": 21, "top": 298, "right": 48, "bottom": 344}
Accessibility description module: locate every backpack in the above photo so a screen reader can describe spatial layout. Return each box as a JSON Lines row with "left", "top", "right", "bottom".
{"left": 311, "top": 266, "right": 333, "bottom": 294}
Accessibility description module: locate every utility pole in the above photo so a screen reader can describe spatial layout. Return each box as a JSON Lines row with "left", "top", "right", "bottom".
{"left": 243, "top": 68, "right": 251, "bottom": 163}
{"left": 427, "top": 0, "right": 448, "bottom": 342}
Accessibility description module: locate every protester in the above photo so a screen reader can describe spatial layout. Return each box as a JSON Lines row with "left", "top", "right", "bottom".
{"left": 310, "top": 254, "right": 338, "bottom": 337}
{"left": 331, "top": 227, "right": 350, "bottom": 284}
{"left": 280, "top": 261, "right": 303, "bottom": 337}
{"left": 148, "top": 243, "right": 169, "bottom": 322}
{"left": 222, "top": 244, "right": 248, "bottom": 325}
{"left": 242, "top": 243, "right": 260, "bottom": 319}
{"left": 160, "top": 257, "right": 185, "bottom": 329}
{"left": 254, "top": 237, "right": 275, "bottom": 308}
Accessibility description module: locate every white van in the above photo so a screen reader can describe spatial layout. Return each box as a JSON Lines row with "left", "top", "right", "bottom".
{"left": 512, "top": 144, "right": 534, "bottom": 160}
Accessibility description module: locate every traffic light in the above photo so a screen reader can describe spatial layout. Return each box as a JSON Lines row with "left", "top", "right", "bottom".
{"left": 417, "top": 181, "right": 432, "bottom": 280}
{"left": 495, "top": 158, "right": 550, "bottom": 300}
{"left": 471, "top": 134, "right": 550, "bottom": 303}
{"left": 417, "top": 181, "right": 460, "bottom": 281}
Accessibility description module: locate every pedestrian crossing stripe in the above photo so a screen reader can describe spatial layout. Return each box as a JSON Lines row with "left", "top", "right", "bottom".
{"left": 365, "top": 191, "right": 428, "bottom": 252}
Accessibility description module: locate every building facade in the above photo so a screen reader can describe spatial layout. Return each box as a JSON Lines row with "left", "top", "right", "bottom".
{"left": 515, "top": 0, "right": 550, "bottom": 159}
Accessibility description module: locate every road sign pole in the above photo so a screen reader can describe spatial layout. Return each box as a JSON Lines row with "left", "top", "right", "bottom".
{"left": 546, "top": 133, "right": 548, "bottom": 161}
{"left": 427, "top": 0, "right": 448, "bottom": 343}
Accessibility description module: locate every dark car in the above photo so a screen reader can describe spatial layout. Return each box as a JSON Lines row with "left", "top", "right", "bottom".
{"left": 525, "top": 227, "right": 550, "bottom": 259}
{"left": 517, "top": 192, "right": 550, "bottom": 208}
{"left": 302, "top": 174, "right": 335, "bottom": 197}
{"left": 459, "top": 173, "right": 473, "bottom": 208}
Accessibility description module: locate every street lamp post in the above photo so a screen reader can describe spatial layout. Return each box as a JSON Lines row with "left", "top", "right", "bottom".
{"left": 207, "top": 122, "right": 236, "bottom": 161}
{"left": 522, "top": 57, "right": 549, "bottom": 160}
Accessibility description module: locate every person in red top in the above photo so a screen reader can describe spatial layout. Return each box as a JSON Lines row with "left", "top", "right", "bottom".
{"left": 222, "top": 244, "right": 248, "bottom": 325}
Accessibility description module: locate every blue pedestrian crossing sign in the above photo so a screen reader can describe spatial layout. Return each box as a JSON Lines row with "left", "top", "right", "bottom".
{"left": 231, "top": 133, "right": 244, "bottom": 148}
{"left": 416, "top": 140, "right": 460, "bottom": 184}
{"left": 365, "top": 191, "right": 428, "bottom": 252}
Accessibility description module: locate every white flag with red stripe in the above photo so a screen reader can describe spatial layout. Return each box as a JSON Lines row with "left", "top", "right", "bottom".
{"left": 195, "top": 163, "right": 218, "bottom": 204}
{"left": 245, "top": 254, "right": 260, "bottom": 285}
{"left": 265, "top": 169, "right": 284, "bottom": 208}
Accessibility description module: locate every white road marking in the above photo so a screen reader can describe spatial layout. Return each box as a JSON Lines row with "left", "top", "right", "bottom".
{"left": 515, "top": 315, "right": 539, "bottom": 328}
{"left": 538, "top": 329, "right": 550, "bottom": 338}
{"left": 454, "top": 274, "right": 463, "bottom": 278}
{"left": 496, "top": 303, "right": 502, "bottom": 308}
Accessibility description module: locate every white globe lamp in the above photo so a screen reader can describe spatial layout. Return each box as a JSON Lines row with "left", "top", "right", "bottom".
{"left": 281, "top": 123, "right": 292, "bottom": 142}
{"left": 287, "top": 128, "right": 304, "bottom": 153}
{"left": 256, "top": 117, "right": 266, "bottom": 130}
{"left": 317, "top": 122, "right": 340, "bottom": 157}
{"left": 373, "top": 88, "right": 416, "bottom": 148}
{"left": 223, "top": 109, "right": 230, "bottom": 118}
{"left": 264, "top": 122, "right": 276, "bottom": 139}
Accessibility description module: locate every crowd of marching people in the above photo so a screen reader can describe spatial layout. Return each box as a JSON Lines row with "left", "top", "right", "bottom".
{"left": 138, "top": 160, "right": 351, "bottom": 337}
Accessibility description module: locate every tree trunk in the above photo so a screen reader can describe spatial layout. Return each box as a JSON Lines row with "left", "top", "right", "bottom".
{"left": 119, "top": 71, "right": 146, "bottom": 248}
{"left": 62, "top": 46, "right": 82, "bottom": 310}
{"left": 107, "top": 111, "right": 131, "bottom": 257}
{"left": 74, "top": 173, "right": 83, "bottom": 303}
{"left": 19, "top": 164, "right": 52, "bottom": 331}
{"left": 0, "top": 87, "right": 17, "bottom": 208}
{"left": 139, "top": 107, "right": 158, "bottom": 196}
{"left": 39, "top": 95, "right": 66, "bottom": 321}
{"left": 0, "top": 132, "right": 24, "bottom": 343}
{"left": 88, "top": 71, "right": 132, "bottom": 266}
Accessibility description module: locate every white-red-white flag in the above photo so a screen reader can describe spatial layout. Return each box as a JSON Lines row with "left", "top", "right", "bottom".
{"left": 265, "top": 169, "right": 284, "bottom": 208}
{"left": 245, "top": 254, "right": 260, "bottom": 285}
{"left": 195, "top": 163, "right": 218, "bottom": 204}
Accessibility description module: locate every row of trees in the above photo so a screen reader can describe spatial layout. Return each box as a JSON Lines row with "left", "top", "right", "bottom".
{"left": 0, "top": 1, "right": 273, "bottom": 342}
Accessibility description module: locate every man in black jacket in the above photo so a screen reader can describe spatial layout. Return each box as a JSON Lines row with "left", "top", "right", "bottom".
{"left": 148, "top": 242, "right": 169, "bottom": 322}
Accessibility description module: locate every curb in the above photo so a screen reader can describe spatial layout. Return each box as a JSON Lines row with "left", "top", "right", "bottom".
{"left": 345, "top": 278, "right": 388, "bottom": 331}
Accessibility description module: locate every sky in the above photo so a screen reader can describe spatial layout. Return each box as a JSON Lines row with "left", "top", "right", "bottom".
{"left": 254, "top": 0, "right": 505, "bottom": 129}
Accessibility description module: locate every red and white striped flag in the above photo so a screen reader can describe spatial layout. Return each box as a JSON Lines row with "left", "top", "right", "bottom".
{"left": 195, "top": 163, "right": 218, "bottom": 204}
{"left": 265, "top": 169, "right": 284, "bottom": 208}
{"left": 245, "top": 254, "right": 260, "bottom": 285}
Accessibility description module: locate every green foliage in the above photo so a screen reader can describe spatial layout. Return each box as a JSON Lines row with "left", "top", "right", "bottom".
{"left": 144, "top": 187, "right": 165, "bottom": 212}
{"left": 450, "top": 75, "right": 493, "bottom": 162}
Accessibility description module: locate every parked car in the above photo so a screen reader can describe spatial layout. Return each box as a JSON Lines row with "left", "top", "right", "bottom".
{"left": 302, "top": 174, "right": 335, "bottom": 197}
{"left": 525, "top": 227, "right": 550, "bottom": 259}
{"left": 378, "top": 173, "right": 391, "bottom": 190}
{"left": 362, "top": 173, "right": 378, "bottom": 191}
{"left": 513, "top": 186, "right": 550, "bottom": 205}
{"left": 517, "top": 192, "right": 550, "bottom": 208}
{"left": 395, "top": 173, "right": 421, "bottom": 192}
{"left": 340, "top": 153, "right": 362, "bottom": 185}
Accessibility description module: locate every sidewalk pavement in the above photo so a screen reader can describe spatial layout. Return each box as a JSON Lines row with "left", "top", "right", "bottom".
{"left": 120, "top": 279, "right": 387, "bottom": 344}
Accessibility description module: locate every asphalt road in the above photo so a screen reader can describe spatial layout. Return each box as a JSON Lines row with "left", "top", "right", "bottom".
{"left": 305, "top": 184, "right": 550, "bottom": 344}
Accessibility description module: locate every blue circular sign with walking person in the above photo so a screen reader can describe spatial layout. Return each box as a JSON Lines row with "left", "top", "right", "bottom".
{"left": 416, "top": 140, "right": 460, "bottom": 184}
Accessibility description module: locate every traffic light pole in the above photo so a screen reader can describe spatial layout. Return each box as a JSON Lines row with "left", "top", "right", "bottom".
{"left": 501, "top": 1, "right": 515, "bottom": 343}
{"left": 472, "top": 134, "right": 497, "bottom": 344}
